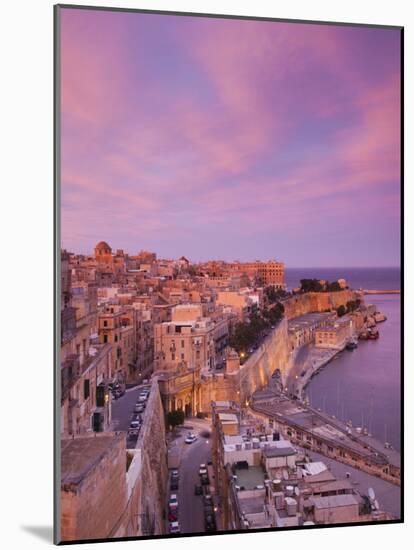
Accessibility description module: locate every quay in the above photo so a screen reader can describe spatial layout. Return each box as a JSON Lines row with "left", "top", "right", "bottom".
{"left": 362, "top": 290, "right": 400, "bottom": 295}
{"left": 249, "top": 388, "right": 400, "bottom": 486}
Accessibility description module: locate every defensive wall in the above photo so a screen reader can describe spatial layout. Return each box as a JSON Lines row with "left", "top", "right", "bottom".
{"left": 200, "top": 290, "right": 362, "bottom": 410}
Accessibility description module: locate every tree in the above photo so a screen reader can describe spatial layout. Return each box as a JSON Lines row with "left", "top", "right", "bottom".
{"left": 265, "top": 301, "right": 285, "bottom": 325}
{"left": 167, "top": 409, "right": 185, "bottom": 430}
{"left": 300, "top": 279, "right": 323, "bottom": 293}
{"left": 327, "top": 281, "right": 341, "bottom": 292}
{"left": 337, "top": 305, "right": 346, "bottom": 317}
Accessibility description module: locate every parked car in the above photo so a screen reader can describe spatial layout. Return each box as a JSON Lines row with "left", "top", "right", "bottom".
{"left": 170, "top": 479, "right": 179, "bottom": 491}
{"left": 200, "top": 474, "right": 209, "bottom": 486}
{"left": 169, "top": 494, "right": 178, "bottom": 506}
{"left": 171, "top": 469, "right": 179, "bottom": 479}
{"left": 134, "top": 404, "right": 144, "bottom": 413}
{"left": 168, "top": 510, "right": 178, "bottom": 522}
{"left": 204, "top": 515, "right": 216, "bottom": 532}
{"left": 169, "top": 521, "right": 181, "bottom": 534}
{"left": 194, "top": 485, "right": 203, "bottom": 495}
{"left": 185, "top": 433, "right": 197, "bottom": 444}
{"left": 199, "top": 464, "right": 207, "bottom": 475}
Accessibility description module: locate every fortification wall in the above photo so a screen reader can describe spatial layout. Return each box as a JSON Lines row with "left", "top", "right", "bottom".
{"left": 135, "top": 381, "right": 168, "bottom": 535}
{"left": 283, "top": 290, "right": 360, "bottom": 319}
{"left": 237, "top": 318, "right": 290, "bottom": 401}
{"left": 201, "top": 291, "right": 362, "bottom": 410}
{"left": 200, "top": 319, "right": 291, "bottom": 410}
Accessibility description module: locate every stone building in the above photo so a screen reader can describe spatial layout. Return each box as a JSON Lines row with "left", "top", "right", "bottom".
{"left": 315, "top": 316, "right": 354, "bottom": 349}
{"left": 61, "top": 342, "right": 112, "bottom": 435}
{"left": 60, "top": 380, "right": 168, "bottom": 542}
{"left": 94, "top": 241, "right": 113, "bottom": 266}
{"left": 211, "top": 401, "right": 386, "bottom": 532}
{"left": 98, "top": 305, "right": 127, "bottom": 384}
{"left": 60, "top": 433, "right": 127, "bottom": 541}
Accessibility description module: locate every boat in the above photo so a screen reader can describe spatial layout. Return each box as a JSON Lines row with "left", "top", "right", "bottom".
{"left": 374, "top": 312, "right": 387, "bottom": 323}
{"left": 359, "top": 331, "right": 369, "bottom": 340}
{"left": 346, "top": 340, "right": 358, "bottom": 350}
{"left": 367, "top": 328, "right": 379, "bottom": 340}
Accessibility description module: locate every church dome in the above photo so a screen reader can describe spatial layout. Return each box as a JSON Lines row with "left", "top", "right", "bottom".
{"left": 95, "top": 241, "right": 112, "bottom": 252}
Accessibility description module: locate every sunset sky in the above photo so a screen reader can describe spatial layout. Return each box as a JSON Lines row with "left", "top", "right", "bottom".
{"left": 60, "top": 8, "right": 401, "bottom": 267}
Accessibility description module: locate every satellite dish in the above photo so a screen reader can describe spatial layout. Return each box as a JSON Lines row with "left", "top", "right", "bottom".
{"left": 294, "top": 487, "right": 300, "bottom": 496}
{"left": 368, "top": 488, "right": 375, "bottom": 500}
{"left": 374, "top": 499, "right": 379, "bottom": 511}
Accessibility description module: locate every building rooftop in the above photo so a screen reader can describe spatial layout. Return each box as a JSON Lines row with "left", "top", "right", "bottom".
{"left": 303, "top": 470, "right": 337, "bottom": 484}
{"left": 264, "top": 445, "right": 296, "bottom": 458}
{"left": 239, "top": 495, "right": 266, "bottom": 515}
{"left": 61, "top": 433, "right": 124, "bottom": 487}
{"left": 234, "top": 466, "right": 265, "bottom": 490}
{"left": 288, "top": 313, "right": 333, "bottom": 331}
{"left": 219, "top": 413, "right": 239, "bottom": 425}
{"left": 311, "top": 494, "right": 359, "bottom": 509}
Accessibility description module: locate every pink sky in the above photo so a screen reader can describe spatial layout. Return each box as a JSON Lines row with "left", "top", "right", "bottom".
{"left": 60, "top": 8, "right": 401, "bottom": 267}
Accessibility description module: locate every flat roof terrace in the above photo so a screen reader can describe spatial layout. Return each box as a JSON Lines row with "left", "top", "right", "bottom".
{"left": 61, "top": 432, "right": 125, "bottom": 487}
{"left": 288, "top": 312, "right": 333, "bottom": 331}
{"left": 234, "top": 466, "right": 265, "bottom": 490}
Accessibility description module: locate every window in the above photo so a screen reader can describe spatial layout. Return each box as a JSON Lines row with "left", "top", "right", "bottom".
{"left": 103, "top": 334, "right": 108, "bottom": 343}
{"left": 84, "top": 379, "right": 90, "bottom": 399}
{"left": 172, "top": 353, "right": 175, "bottom": 361}
{"left": 196, "top": 350, "right": 200, "bottom": 359}
{"left": 181, "top": 340, "right": 185, "bottom": 348}
{"left": 96, "top": 386, "right": 105, "bottom": 407}
{"left": 92, "top": 412, "right": 102, "bottom": 432}
{"left": 181, "top": 353, "right": 185, "bottom": 360}
{"left": 103, "top": 320, "right": 108, "bottom": 327}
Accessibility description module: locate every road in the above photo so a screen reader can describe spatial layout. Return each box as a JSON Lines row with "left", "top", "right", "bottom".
{"left": 167, "top": 419, "right": 213, "bottom": 535}
{"left": 111, "top": 385, "right": 145, "bottom": 448}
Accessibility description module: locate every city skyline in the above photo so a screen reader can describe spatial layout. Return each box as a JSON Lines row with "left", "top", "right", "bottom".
{"left": 61, "top": 9, "right": 401, "bottom": 267}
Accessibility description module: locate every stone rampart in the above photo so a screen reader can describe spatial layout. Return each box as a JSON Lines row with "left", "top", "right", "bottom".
{"left": 283, "top": 290, "right": 360, "bottom": 319}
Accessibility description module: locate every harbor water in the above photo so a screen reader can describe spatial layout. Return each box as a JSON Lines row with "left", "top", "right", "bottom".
{"left": 306, "top": 294, "right": 401, "bottom": 451}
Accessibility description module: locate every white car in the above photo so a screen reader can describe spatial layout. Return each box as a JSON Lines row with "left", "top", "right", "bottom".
{"left": 185, "top": 434, "right": 197, "bottom": 444}
{"left": 169, "top": 521, "right": 181, "bottom": 534}
{"left": 169, "top": 494, "right": 178, "bottom": 510}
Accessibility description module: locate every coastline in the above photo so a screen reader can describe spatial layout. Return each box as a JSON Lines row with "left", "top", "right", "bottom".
{"left": 290, "top": 346, "right": 344, "bottom": 400}
{"left": 362, "top": 289, "right": 400, "bottom": 295}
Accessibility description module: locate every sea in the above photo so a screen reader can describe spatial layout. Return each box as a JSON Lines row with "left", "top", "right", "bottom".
{"left": 285, "top": 267, "right": 401, "bottom": 452}
{"left": 285, "top": 266, "right": 400, "bottom": 292}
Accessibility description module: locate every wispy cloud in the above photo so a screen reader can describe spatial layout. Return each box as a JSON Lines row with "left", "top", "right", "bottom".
{"left": 60, "top": 9, "right": 401, "bottom": 265}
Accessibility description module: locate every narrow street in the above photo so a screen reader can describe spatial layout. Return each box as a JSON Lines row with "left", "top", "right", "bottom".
{"left": 167, "top": 419, "right": 213, "bottom": 535}
{"left": 111, "top": 386, "right": 141, "bottom": 430}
